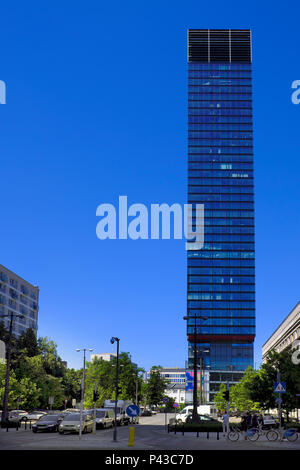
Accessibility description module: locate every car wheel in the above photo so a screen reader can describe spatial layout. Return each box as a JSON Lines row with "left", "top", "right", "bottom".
{"left": 32, "top": 429, "right": 37, "bottom": 433}
{"left": 59, "top": 431, "right": 64, "bottom": 435}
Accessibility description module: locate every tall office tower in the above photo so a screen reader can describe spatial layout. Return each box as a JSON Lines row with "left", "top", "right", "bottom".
{"left": 186, "top": 30, "right": 255, "bottom": 404}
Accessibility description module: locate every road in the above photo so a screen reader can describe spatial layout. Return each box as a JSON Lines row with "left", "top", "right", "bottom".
{"left": 0, "top": 413, "right": 299, "bottom": 450}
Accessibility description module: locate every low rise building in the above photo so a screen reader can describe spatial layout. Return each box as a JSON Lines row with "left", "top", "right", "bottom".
{"left": 90, "top": 353, "right": 117, "bottom": 362}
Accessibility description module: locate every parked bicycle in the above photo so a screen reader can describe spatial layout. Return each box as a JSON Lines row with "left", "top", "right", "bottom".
{"left": 227, "top": 425, "right": 278, "bottom": 442}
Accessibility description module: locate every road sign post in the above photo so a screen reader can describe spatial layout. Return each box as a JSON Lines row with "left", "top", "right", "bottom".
{"left": 274, "top": 372, "right": 286, "bottom": 432}
{"left": 173, "top": 402, "right": 179, "bottom": 423}
{"left": 163, "top": 397, "right": 168, "bottom": 429}
{"left": 126, "top": 405, "right": 140, "bottom": 447}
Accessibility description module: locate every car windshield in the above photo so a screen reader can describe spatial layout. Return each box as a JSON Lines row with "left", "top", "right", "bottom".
{"left": 64, "top": 415, "right": 80, "bottom": 421}
{"left": 38, "top": 415, "right": 59, "bottom": 422}
{"left": 96, "top": 411, "right": 105, "bottom": 418}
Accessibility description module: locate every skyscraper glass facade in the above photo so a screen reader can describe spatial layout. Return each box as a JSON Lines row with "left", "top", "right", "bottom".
{"left": 186, "top": 30, "right": 255, "bottom": 402}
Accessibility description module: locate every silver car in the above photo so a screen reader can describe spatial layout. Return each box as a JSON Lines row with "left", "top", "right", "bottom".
{"left": 59, "top": 413, "right": 94, "bottom": 434}
{"left": 94, "top": 409, "right": 114, "bottom": 429}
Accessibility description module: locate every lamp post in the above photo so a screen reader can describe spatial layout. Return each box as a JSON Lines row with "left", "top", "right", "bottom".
{"left": 111, "top": 337, "right": 120, "bottom": 442}
{"left": 76, "top": 347, "right": 93, "bottom": 438}
{"left": 183, "top": 314, "right": 208, "bottom": 423}
{"left": 0, "top": 312, "right": 24, "bottom": 424}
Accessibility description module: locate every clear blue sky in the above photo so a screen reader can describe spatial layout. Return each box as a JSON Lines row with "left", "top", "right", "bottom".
{"left": 0, "top": 0, "right": 299, "bottom": 371}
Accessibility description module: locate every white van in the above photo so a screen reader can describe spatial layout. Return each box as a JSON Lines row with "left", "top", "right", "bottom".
{"left": 176, "top": 405, "right": 216, "bottom": 423}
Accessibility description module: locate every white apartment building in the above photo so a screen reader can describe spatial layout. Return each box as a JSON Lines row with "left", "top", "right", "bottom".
{"left": 90, "top": 353, "right": 117, "bottom": 362}
{"left": 0, "top": 264, "right": 39, "bottom": 337}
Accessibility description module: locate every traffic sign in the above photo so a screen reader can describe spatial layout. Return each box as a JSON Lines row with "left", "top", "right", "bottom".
{"left": 48, "top": 396, "right": 54, "bottom": 404}
{"left": 173, "top": 402, "right": 179, "bottom": 408}
{"left": 163, "top": 397, "right": 169, "bottom": 403}
{"left": 126, "top": 404, "right": 140, "bottom": 417}
{"left": 274, "top": 382, "right": 286, "bottom": 393}
{"left": 275, "top": 397, "right": 282, "bottom": 405}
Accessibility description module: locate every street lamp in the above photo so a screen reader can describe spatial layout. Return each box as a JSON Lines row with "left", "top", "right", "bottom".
{"left": 0, "top": 312, "right": 24, "bottom": 424}
{"left": 76, "top": 347, "right": 93, "bottom": 438}
{"left": 110, "top": 336, "right": 120, "bottom": 442}
{"left": 183, "top": 314, "right": 208, "bottom": 424}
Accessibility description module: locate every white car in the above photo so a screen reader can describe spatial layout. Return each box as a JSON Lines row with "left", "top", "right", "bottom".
{"left": 8, "top": 410, "right": 28, "bottom": 422}
{"left": 22, "top": 411, "right": 47, "bottom": 422}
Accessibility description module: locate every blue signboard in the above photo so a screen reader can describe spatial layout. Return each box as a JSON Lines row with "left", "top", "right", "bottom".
{"left": 274, "top": 382, "right": 286, "bottom": 393}
{"left": 126, "top": 404, "right": 140, "bottom": 417}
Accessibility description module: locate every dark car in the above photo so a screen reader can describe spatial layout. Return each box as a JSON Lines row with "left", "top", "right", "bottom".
{"left": 141, "top": 410, "right": 152, "bottom": 417}
{"left": 185, "top": 414, "right": 219, "bottom": 424}
{"left": 32, "top": 414, "right": 64, "bottom": 433}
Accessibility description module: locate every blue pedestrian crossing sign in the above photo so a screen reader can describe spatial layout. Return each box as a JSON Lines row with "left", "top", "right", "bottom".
{"left": 274, "top": 382, "right": 286, "bottom": 393}
{"left": 126, "top": 404, "right": 140, "bottom": 417}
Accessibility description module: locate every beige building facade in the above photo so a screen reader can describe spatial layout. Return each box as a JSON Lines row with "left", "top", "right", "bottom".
{"left": 262, "top": 301, "right": 300, "bottom": 362}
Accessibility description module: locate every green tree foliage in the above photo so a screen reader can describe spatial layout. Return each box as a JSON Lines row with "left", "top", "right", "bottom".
{"left": 0, "top": 363, "right": 40, "bottom": 409}
{"left": 143, "top": 366, "right": 169, "bottom": 407}
{"left": 84, "top": 352, "right": 144, "bottom": 409}
{"left": 214, "top": 347, "right": 300, "bottom": 418}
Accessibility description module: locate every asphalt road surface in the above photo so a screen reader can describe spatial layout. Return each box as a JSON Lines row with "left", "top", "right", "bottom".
{"left": 0, "top": 413, "right": 299, "bottom": 450}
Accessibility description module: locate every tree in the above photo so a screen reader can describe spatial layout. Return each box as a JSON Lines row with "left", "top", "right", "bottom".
{"left": 0, "top": 363, "right": 40, "bottom": 409}
{"left": 214, "top": 368, "right": 261, "bottom": 413}
{"left": 84, "top": 352, "right": 144, "bottom": 409}
{"left": 256, "top": 347, "right": 300, "bottom": 418}
{"left": 143, "top": 366, "right": 169, "bottom": 408}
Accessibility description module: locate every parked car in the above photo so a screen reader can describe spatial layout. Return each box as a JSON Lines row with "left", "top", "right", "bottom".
{"left": 262, "top": 415, "right": 277, "bottom": 429}
{"left": 22, "top": 410, "right": 47, "bottom": 422}
{"left": 32, "top": 414, "right": 64, "bottom": 433}
{"left": 94, "top": 409, "right": 114, "bottom": 429}
{"left": 59, "top": 413, "right": 94, "bottom": 434}
{"left": 185, "top": 414, "right": 220, "bottom": 425}
{"left": 8, "top": 410, "right": 28, "bottom": 422}
{"left": 141, "top": 410, "right": 152, "bottom": 417}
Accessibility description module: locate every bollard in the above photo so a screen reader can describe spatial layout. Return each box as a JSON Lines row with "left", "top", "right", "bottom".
{"left": 25, "top": 420, "right": 27, "bottom": 430}
{"left": 175, "top": 424, "right": 177, "bottom": 435}
{"left": 128, "top": 426, "right": 135, "bottom": 447}
{"left": 167, "top": 424, "right": 169, "bottom": 434}
{"left": 6, "top": 421, "right": 9, "bottom": 432}
{"left": 207, "top": 431, "right": 209, "bottom": 439}
{"left": 197, "top": 431, "right": 199, "bottom": 438}
{"left": 217, "top": 430, "right": 219, "bottom": 440}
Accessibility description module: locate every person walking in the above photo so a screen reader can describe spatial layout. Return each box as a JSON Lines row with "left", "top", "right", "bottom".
{"left": 258, "top": 413, "right": 264, "bottom": 431}
{"left": 222, "top": 411, "right": 229, "bottom": 437}
{"left": 241, "top": 413, "right": 248, "bottom": 440}
{"left": 251, "top": 412, "right": 258, "bottom": 428}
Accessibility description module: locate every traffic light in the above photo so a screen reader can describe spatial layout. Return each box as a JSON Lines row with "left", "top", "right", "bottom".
{"left": 93, "top": 391, "right": 99, "bottom": 402}
{"left": 223, "top": 390, "right": 229, "bottom": 401}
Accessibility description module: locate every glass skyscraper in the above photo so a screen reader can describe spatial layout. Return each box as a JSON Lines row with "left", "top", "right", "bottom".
{"left": 186, "top": 30, "right": 255, "bottom": 404}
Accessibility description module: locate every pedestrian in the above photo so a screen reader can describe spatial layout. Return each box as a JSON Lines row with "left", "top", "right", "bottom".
{"left": 246, "top": 411, "right": 252, "bottom": 429}
{"left": 258, "top": 413, "right": 264, "bottom": 431}
{"left": 240, "top": 413, "right": 248, "bottom": 440}
{"left": 251, "top": 412, "right": 258, "bottom": 428}
{"left": 222, "top": 411, "right": 229, "bottom": 436}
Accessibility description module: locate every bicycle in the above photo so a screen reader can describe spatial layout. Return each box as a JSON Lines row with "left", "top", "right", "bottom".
{"left": 272, "top": 427, "right": 299, "bottom": 442}
{"left": 227, "top": 425, "right": 278, "bottom": 442}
